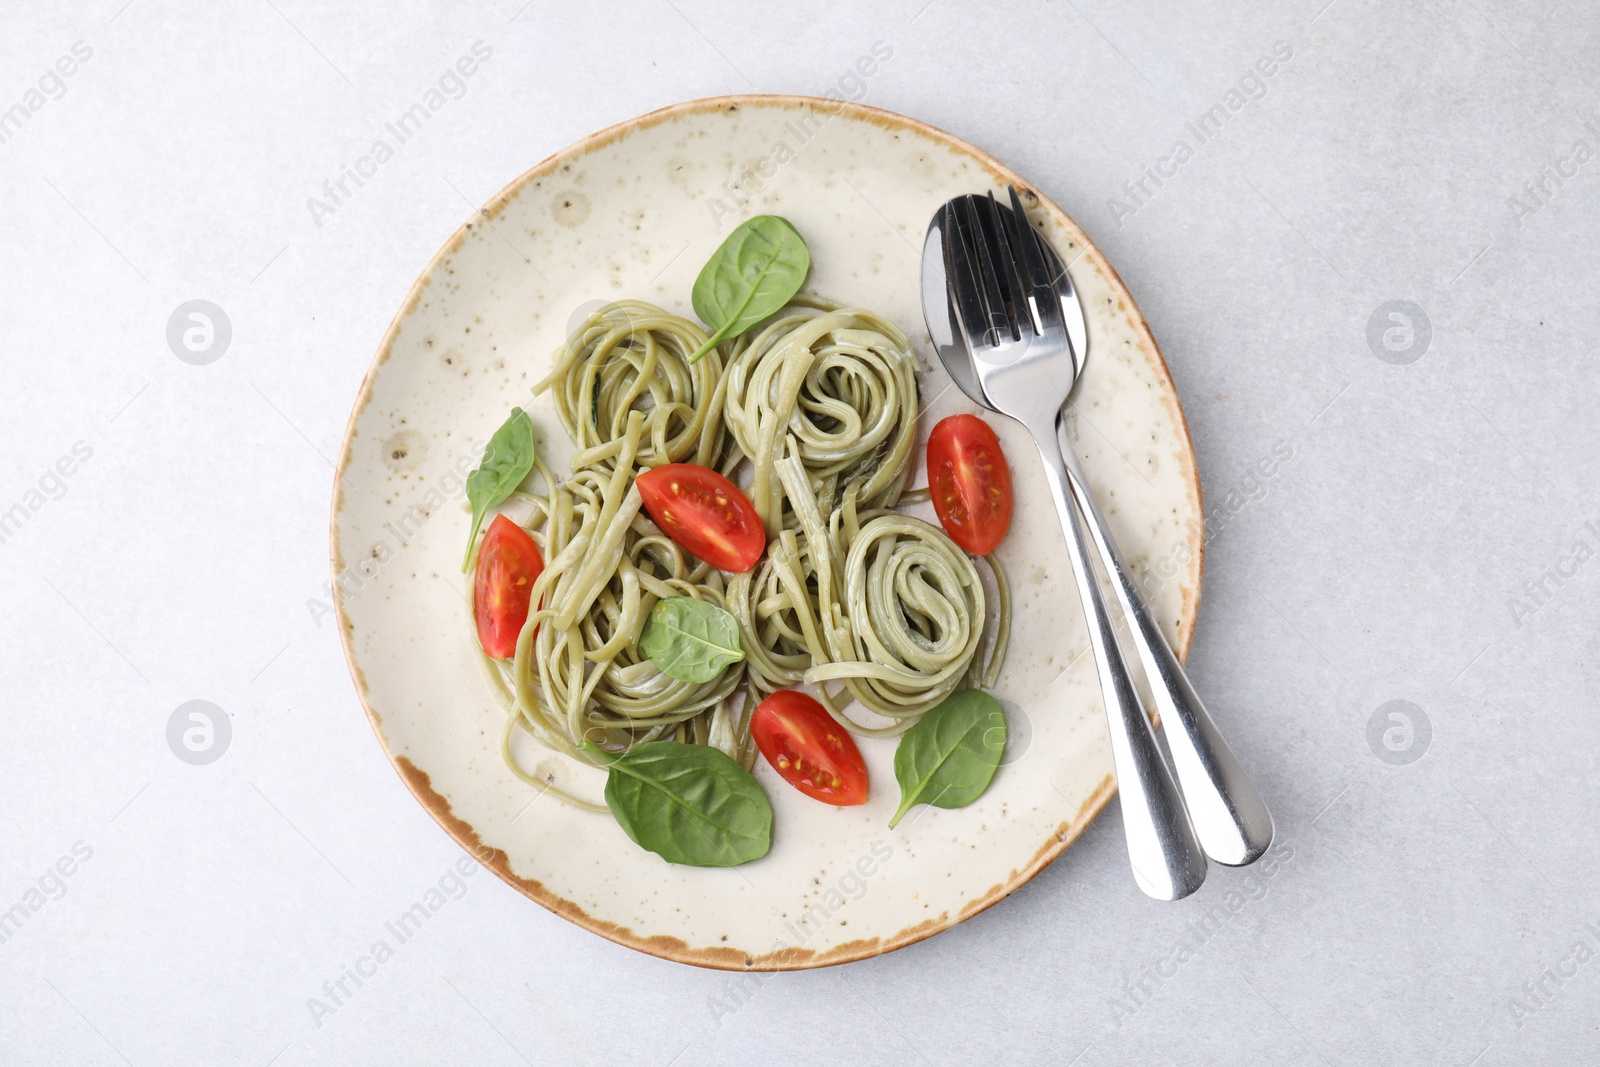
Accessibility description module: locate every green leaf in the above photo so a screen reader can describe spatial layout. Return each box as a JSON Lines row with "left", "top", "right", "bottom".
{"left": 639, "top": 597, "right": 744, "bottom": 683}
{"left": 462, "top": 407, "right": 535, "bottom": 571}
{"left": 687, "top": 215, "right": 810, "bottom": 362}
{"left": 589, "top": 741, "right": 773, "bottom": 867}
{"left": 888, "top": 690, "right": 1007, "bottom": 829}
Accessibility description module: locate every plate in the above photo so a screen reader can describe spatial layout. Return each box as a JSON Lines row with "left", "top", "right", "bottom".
{"left": 331, "top": 95, "right": 1203, "bottom": 970}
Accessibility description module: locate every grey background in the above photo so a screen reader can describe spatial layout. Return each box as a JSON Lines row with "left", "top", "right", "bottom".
{"left": 2, "top": 0, "right": 1596, "bottom": 1064}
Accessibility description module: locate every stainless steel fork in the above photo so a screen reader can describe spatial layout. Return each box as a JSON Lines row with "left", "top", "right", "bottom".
{"left": 1022, "top": 199, "right": 1274, "bottom": 872}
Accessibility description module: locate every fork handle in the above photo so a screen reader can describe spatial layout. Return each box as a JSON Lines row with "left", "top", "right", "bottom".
{"left": 1056, "top": 421, "right": 1274, "bottom": 866}
{"left": 1031, "top": 413, "right": 1206, "bottom": 900}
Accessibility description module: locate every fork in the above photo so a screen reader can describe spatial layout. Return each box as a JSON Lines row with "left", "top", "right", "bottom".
{"left": 1013, "top": 193, "right": 1274, "bottom": 871}
{"left": 942, "top": 193, "right": 1208, "bottom": 900}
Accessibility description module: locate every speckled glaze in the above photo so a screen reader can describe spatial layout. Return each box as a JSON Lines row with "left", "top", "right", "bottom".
{"left": 331, "top": 96, "right": 1205, "bottom": 970}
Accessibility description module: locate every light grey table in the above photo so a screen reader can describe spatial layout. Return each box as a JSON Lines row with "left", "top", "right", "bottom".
{"left": 3, "top": 1, "right": 1595, "bottom": 1064}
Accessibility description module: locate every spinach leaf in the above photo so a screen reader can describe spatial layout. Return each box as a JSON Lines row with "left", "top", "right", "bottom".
{"left": 639, "top": 597, "right": 744, "bottom": 683}
{"left": 462, "top": 407, "right": 535, "bottom": 571}
{"left": 688, "top": 215, "right": 810, "bottom": 363}
{"left": 587, "top": 741, "right": 773, "bottom": 866}
{"left": 888, "top": 690, "right": 1007, "bottom": 828}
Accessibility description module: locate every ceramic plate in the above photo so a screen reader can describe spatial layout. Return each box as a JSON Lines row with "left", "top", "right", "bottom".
{"left": 331, "top": 95, "right": 1204, "bottom": 970}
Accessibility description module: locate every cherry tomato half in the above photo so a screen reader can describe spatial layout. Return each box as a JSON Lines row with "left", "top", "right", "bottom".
{"left": 635, "top": 463, "right": 765, "bottom": 573}
{"left": 473, "top": 514, "right": 545, "bottom": 659}
{"left": 751, "top": 691, "right": 868, "bottom": 806}
{"left": 926, "top": 414, "right": 1014, "bottom": 556}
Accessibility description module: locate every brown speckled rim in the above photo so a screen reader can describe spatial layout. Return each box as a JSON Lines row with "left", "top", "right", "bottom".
{"left": 330, "top": 94, "right": 1206, "bottom": 971}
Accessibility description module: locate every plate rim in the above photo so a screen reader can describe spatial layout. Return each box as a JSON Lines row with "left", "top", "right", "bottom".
{"left": 329, "top": 92, "right": 1206, "bottom": 971}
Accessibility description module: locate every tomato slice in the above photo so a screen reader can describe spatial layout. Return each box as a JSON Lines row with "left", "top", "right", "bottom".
{"left": 635, "top": 463, "right": 765, "bottom": 573}
{"left": 926, "top": 414, "right": 1014, "bottom": 556}
{"left": 751, "top": 691, "right": 868, "bottom": 806}
{"left": 473, "top": 514, "right": 545, "bottom": 659}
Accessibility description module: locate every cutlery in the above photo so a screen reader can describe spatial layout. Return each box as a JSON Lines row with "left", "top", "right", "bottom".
{"left": 922, "top": 191, "right": 1207, "bottom": 901}
{"left": 926, "top": 188, "right": 1277, "bottom": 885}
{"left": 1034, "top": 219, "right": 1274, "bottom": 869}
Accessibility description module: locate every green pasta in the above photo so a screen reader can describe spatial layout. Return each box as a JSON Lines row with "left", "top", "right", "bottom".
{"left": 475, "top": 307, "right": 751, "bottom": 808}
{"left": 722, "top": 297, "right": 918, "bottom": 536}
{"left": 728, "top": 446, "right": 996, "bottom": 734}
{"left": 535, "top": 300, "right": 731, "bottom": 473}
{"left": 474, "top": 297, "right": 1011, "bottom": 807}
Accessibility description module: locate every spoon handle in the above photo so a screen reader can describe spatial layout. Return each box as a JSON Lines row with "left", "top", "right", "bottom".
{"left": 1055, "top": 421, "right": 1274, "bottom": 866}
{"left": 1031, "top": 412, "right": 1207, "bottom": 900}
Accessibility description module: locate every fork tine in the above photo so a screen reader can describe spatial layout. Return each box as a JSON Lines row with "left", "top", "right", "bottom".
{"left": 1007, "top": 186, "right": 1053, "bottom": 293}
{"left": 960, "top": 195, "right": 1017, "bottom": 344}
{"left": 943, "top": 201, "right": 991, "bottom": 353}
{"left": 1005, "top": 185, "right": 1064, "bottom": 333}
{"left": 984, "top": 191, "right": 1034, "bottom": 333}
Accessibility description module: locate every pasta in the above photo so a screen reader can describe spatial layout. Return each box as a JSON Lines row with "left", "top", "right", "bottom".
{"left": 536, "top": 300, "right": 731, "bottom": 474}
{"left": 729, "top": 447, "right": 1003, "bottom": 735}
{"left": 722, "top": 297, "right": 918, "bottom": 535}
{"left": 471, "top": 423, "right": 752, "bottom": 810}
{"left": 474, "top": 297, "right": 1010, "bottom": 798}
